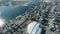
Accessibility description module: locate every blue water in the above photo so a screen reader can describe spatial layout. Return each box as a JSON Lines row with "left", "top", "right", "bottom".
{"left": 0, "top": 0, "right": 38, "bottom": 20}
{"left": 1, "top": 6, "right": 30, "bottom": 19}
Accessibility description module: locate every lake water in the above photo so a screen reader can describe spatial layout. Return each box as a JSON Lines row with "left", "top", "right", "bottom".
{"left": 0, "top": 6, "right": 30, "bottom": 20}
